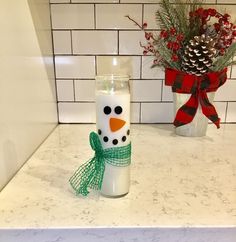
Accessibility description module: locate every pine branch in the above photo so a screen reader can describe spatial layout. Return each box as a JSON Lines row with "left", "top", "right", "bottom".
{"left": 156, "top": 0, "right": 203, "bottom": 42}
{"left": 211, "top": 43, "right": 236, "bottom": 71}
{"left": 173, "top": 2, "right": 189, "bottom": 34}
{"left": 155, "top": 11, "right": 171, "bottom": 30}
{"left": 155, "top": 40, "right": 181, "bottom": 70}
{"left": 156, "top": 0, "right": 179, "bottom": 31}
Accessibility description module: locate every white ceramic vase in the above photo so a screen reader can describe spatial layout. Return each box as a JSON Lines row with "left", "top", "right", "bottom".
{"left": 173, "top": 92, "right": 215, "bottom": 137}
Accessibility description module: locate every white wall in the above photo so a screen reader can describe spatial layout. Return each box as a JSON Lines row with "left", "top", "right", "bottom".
{"left": 0, "top": 0, "right": 58, "bottom": 190}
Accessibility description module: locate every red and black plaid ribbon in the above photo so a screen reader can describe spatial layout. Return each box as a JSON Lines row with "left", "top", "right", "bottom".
{"left": 165, "top": 68, "right": 227, "bottom": 128}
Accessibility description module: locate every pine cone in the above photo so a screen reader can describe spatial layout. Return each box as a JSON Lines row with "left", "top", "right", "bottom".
{"left": 182, "top": 34, "right": 217, "bottom": 76}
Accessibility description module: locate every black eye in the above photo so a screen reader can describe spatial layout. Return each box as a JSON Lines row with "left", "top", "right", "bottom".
{"left": 103, "top": 136, "right": 109, "bottom": 142}
{"left": 114, "top": 106, "right": 122, "bottom": 115}
{"left": 104, "top": 106, "right": 111, "bottom": 115}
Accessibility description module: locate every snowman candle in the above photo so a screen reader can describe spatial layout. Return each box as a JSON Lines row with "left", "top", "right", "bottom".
{"left": 95, "top": 75, "right": 131, "bottom": 197}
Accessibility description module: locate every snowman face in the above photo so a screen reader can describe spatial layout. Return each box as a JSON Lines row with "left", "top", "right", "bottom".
{"left": 96, "top": 93, "right": 130, "bottom": 149}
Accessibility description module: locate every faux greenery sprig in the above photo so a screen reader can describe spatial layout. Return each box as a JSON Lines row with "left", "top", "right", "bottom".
{"left": 127, "top": 0, "right": 236, "bottom": 73}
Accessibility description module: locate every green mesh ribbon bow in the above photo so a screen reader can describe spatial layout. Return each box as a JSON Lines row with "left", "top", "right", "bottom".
{"left": 69, "top": 132, "right": 131, "bottom": 196}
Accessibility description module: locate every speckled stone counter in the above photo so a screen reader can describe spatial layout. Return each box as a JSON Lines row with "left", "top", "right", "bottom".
{"left": 0, "top": 124, "right": 236, "bottom": 242}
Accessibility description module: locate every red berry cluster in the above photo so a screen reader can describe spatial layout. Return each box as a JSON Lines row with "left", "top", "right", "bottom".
{"left": 189, "top": 7, "right": 217, "bottom": 21}
{"left": 159, "top": 28, "right": 184, "bottom": 62}
{"left": 141, "top": 23, "right": 155, "bottom": 56}
{"left": 213, "top": 13, "right": 236, "bottom": 55}
{"left": 190, "top": 8, "right": 236, "bottom": 55}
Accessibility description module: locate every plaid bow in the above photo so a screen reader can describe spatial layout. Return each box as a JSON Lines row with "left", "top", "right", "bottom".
{"left": 165, "top": 68, "right": 227, "bottom": 128}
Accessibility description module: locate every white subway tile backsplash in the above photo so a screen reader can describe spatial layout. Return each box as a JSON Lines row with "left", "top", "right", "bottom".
{"left": 217, "top": 1, "right": 236, "bottom": 4}
{"left": 55, "top": 56, "right": 95, "bottom": 79}
{"left": 119, "top": 31, "right": 146, "bottom": 55}
{"left": 131, "top": 102, "right": 140, "bottom": 123}
{"left": 141, "top": 102, "right": 174, "bottom": 123}
{"left": 56, "top": 80, "right": 74, "bottom": 101}
{"left": 121, "top": 0, "right": 159, "bottom": 2}
{"left": 213, "top": 102, "right": 227, "bottom": 123}
{"left": 51, "top": 4, "right": 94, "bottom": 29}
{"left": 226, "top": 102, "right": 236, "bottom": 122}
{"left": 53, "top": 31, "right": 71, "bottom": 54}
{"left": 131, "top": 80, "right": 162, "bottom": 102}
{"left": 143, "top": 4, "right": 160, "bottom": 29}
{"left": 58, "top": 102, "right": 95, "bottom": 123}
{"left": 96, "top": 4, "right": 142, "bottom": 29}
{"left": 74, "top": 79, "right": 95, "bottom": 101}
{"left": 96, "top": 56, "right": 141, "bottom": 79}
{"left": 72, "top": 31, "right": 117, "bottom": 55}
{"left": 215, "top": 80, "right": 236, "bottom": 101}
{"left": 230, "top": 65, "right": 236, "bottom": 78}
{"left": 50, "top": 0, "right": 69, "bottom": 3}
{"left": 213, "top": 102, "right": 227, "bottom": 122}
{"left": 73, "top": 0, "right": 118, "bottom": 2}
{"left": 227, "top": 66, "right": 232, "bottom": 78}
{"left": 142, "top": 56, "right": 165, "bottom": 79}
{"left": 162, "top": 84, "right": 173, "bottom": 102}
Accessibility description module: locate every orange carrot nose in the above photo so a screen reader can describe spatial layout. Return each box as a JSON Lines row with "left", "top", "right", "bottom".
{"left": 110, "top": 118, "right": 126, "bottom": 132}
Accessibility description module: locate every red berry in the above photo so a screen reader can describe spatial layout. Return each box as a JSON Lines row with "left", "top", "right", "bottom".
{"left": 167, "top": 42, "right": 173, "bottom": 49}
{"left": 171, "top": 54, "right": 179, "bottom": 62}
{"left": 142, "top": 22, "right": 147, "bottom": 29}
{"left": 233, "top": 31, "right": 236, "bottom": 36}
{"left": 224, "top": 20, "right": 230, "bottom": 26}
{"left": 196, "top": 8, "right": 204, "bottom": 16}
{"left": 208, "top": 8, "right": 217, "bottom": 17}
{"left": 189, "top": 11, "right": 194, "bottom": 18}
{"left": 219, "top": 18, "right": 224, "bottom": 24}
{"left": 170, "top": 28, "right": 176, "bottom": 36}
{"left": 220, "top": 48, "right": 225, "bottom": 55}
{"left": 214, "top": 23, "right": 221, "bottom": 31}
{"left": 172, "top": 42, "right": 180, "bottom": 51}
{"left": 143, "top": 50, "right": 148, "bottom": 55}
{"left": 176, "top": 34, "right": 184, "bottom": 41}
{"left": 202, "top": 9, "right": 209, "bottom": 19}
{"left": 223, "top": 13, "right": 230, "bottom": 20}
{"left": 145, "top": 32, "right": 152, "bottom": 40}
{"left": 160, "top": 30, "right": 168, "bottom": 39}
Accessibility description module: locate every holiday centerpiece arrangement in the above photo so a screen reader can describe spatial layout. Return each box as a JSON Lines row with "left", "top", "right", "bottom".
{"left": 127, "top": 0, "right": 236, "bottom": 136}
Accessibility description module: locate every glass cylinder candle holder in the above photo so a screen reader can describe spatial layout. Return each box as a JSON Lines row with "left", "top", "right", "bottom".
{"left": 95, "top": 74, "right": 131, "bottom": 198}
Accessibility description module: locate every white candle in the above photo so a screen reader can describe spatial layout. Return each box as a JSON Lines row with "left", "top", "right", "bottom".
{"left": 95, "top": 76, "right": 131, "bottom": 197}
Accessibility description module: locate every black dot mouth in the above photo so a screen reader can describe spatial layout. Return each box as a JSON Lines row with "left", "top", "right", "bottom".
{"left": 112, "top": 139, "right": 118, "bottom": 145}
{"left": 98, "top": 129, "right": 130, "bottom": 145}
{"left": 103, "top": 136, "right": 109, "bottom": 142}
{"left": 122, "top": 136, "right": 127, "bottom": 142}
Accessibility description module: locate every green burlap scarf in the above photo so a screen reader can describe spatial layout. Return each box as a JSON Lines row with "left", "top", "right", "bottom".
{"left": 69, "top": 132, "right": 131, "bottom": 196}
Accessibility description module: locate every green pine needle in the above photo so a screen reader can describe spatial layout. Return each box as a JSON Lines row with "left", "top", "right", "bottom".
{"left": 156, "top": 0, "right": 203, "bottom": 43}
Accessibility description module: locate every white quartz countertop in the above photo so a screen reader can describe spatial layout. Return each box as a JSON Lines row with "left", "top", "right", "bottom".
{"left": 0, "top": 124, "right": 236, "bottom": 242}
